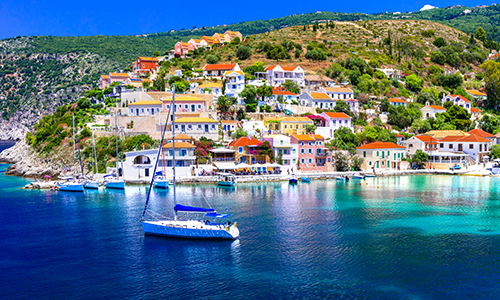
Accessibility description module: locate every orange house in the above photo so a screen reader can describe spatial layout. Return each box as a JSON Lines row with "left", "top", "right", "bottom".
{"left": 133, "top": 57, "right": 159, "bottom": 75}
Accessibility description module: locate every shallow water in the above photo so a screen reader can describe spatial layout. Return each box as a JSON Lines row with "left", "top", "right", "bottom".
{"left": 1, "top": 166, "right": 500, "bottom": 299}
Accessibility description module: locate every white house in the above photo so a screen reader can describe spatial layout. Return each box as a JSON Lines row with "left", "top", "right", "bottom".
{"left": 261, "top": 65, "right": 305, "bottom": 86}
{"left": 388, "top": 98, "right": 409, "bottom": 108}
{"left": 466, "top": 89, "right": 487, "bottom": 101}
{"left": 420, "top": 102, "right": 446, "bottom": 120}
{"left": 202, "top": 63, "right": 240, "bottom": 77}
{"left": 269, "top": 87, "right": 298, "bottom": 104}
{"left": 319, "top": 87, "right": 354, "bottom": 100}
{"left": 356, "top": 142, "right": 406, "bottom": 170}
{"left": 404, "top": 135, "right": 439, "bottom": 155}
{"left": 263, "top": 134, "right": 298, "bottom": 172}
{"left": 438, "top": 134, "right": 491, "bottom": 162}
{"left": 223, "top": 70, "right": 245, "bottom": 98}
{"left": 315, "top": 112, "right": 352, "bottom": 139}
{"left": 442, "top": 94, "right": 471, "bottom": 113}
{"left": 122, "top": 149, "right": 156, "bottom": 180}
{"left": 194, "top": 82, "right": 223, "bottom": 97}
{"left": 299, "top": 92, "right": 336, "bottom": 109}
{"left": 128, "top": 100, "right": 163, "bottom": 116}
{"left": 173, "top": 117, "right": 219, "bottom": 140}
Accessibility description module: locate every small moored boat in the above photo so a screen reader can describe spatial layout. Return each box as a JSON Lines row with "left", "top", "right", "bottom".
{"left": 217, "top": 173, "right": 236, "bottom": 187}
{"left": 289, "top": 174, "right": 298, "bottom": 184}
{"left": 301, "top": 177, "right": 311, "bottom": 182}
{"left": 336, "top": 176, "right": 349, "bottom": 181}
{"left": 352, "top": 175, "right": 365, "bottom": 179}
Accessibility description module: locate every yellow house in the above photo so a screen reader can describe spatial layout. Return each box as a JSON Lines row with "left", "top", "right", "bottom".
{"left": 265, "top": 117, "right": 314, "bottom": 136}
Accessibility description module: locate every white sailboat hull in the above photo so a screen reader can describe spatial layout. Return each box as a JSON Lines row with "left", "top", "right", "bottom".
{"left": 105, "top": 181, "right": 125, "bottom": 189}
{"left": 58, "top": 183, "right": 84, "bottom": 192}
{"left": 84, "top": 181, "right": 99, "bottom": 189}
{"left": 142, "top": 220, "right": 239, "bottom": 240}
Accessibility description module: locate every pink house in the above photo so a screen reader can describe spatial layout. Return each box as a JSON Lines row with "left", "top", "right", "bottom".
{"left": 291, "top": 134, "right": 331, "bottom": 172}
{"left": 174, "top": 42, "right": 195, "bottom": 58}
{"left": 161, "top": 95, "right": 206, "bottom": 113}
{"left": 106, "top": 73, "right": 130, "bottom": 88}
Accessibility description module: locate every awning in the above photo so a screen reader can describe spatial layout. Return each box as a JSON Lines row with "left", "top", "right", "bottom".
{"left": 235, "top": 163, "right": 251, "bottom": 168}
{"left": 213, "top": 162, "right": 237, "bottom": 170}
{"left": 174, "top": 204, "right": 215, "bottom": 213}
{"left": 210, "top": 147, "right": 236, "bottom": 153}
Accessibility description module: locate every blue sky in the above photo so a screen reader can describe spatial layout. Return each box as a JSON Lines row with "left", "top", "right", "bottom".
{"left": 0, "top": 1, "right": 490, "bottom": 39}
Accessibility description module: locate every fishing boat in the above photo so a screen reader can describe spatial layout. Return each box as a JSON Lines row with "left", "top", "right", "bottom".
{"left": 141, "top": 85, "right": 239, "bottom": 240}
{"left": 105, "top": 113, "right": 126, "bottom": 190}
{"left": 336, "top": 176, "right": 349, "bottom": 181}
{"left": 301, "top": 177, "right": 311, "bottom": 182}
{"left": 84, "top": 130, "right": 100, "bottom": 189}
{"left": 217, "top": 173, "right": 236, "bottom": 187}
{"left": 289, "top": 174, "right": 298, "bottom": 184}
{"left": 364, "top": 174, "right": 376, "bottom": 178}
{"left": 352, "top": 175, "right": 365, "bottom": 179}
{"left": 60, "top": 114, "right": 84, "bottom": 192}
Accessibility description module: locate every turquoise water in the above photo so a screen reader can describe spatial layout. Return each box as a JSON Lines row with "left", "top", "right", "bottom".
{"left": 2, "top": 153, "right": 500, "bottom": 299}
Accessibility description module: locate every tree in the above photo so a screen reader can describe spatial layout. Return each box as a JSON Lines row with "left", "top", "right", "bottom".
{"left": 410, "top": 119, "right": 432, "bottom": 134}
{"left": 305, "top": 124, "right": 316, "bottom": 134}
{"left": 334, "top": 152, "right": 350, "bottom": 171}
{"left": 231, "top": 37, "right": 241, "bottom": 45}
{"left": 380, "top": 98, "right": 390, "bottom": 112}
{"left": 257, "top": 85, "right": 273, "bottom": 102}
{"left": 240, "top": 86, "right": 257, "bottom": 105}
{"left": 329, "top": 126, "right": 360, "bottom": 154}
{"left": 479, "top": 115, "right": 500, "bottom": 134}
{"left": 431, "top": 51, "right": 447, "bottom": 65}
{"left": 480, "top": 60, "right": 500, "bottom": 108}
{"left": 351, "top": 156, "right": 364, "bottom": 171}
{"left": 489, "top": 145, "right": 500, "bottom": 160}
{"left": 216, "top": 95, "right": 237, "bottom": 114}
{"left": 476, "top": 27, "right": 487, "bottom": 43}
{"left": 282, "top": 80, "right": 300, "bottom": 94}
{"left": 416, "top": 91, "right": 437, "bottom": 105}
{"left": 236, "top": 46, "right": 252, "bottom": 60}
{"left": 444, "top": 105, "right": 472, "bottom": 130}
{"left": 405, "top": 74, "right": 423, "bottom": 92}
{"left": 433, "top": 37, "right": 447, "bottom": 48}
{"left": 334, "top": 101, "right": 351, "bottom": 115}
{"left": 232, "top": 127, "right": 248, "bottom": 139}
{"left": 206, "top": 55, "right": 219, "bottom": 64}
{"left": 412, "top": 150, "right": 429, "bottom": 169}
{"left": 435, "top": 73, "right": 463, "bottom": 89}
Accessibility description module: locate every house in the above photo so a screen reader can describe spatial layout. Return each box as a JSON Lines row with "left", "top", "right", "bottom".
{"left": 128, "top": 100, "right": 163, "bottom": 116}
{"left": 174, "top": 42, "right": 194, "bottom": 58}
{"left": 376, "top": 68, "right": 402, "bottom": 79}
{"left": 187, "top": 38, "right": 203, "bottom": 49}
{"left": 265, "top": 117, "right": 314, "bottom": 136}
{"left": 200, "top": 36, "right": 220, "bottom": 46}
{"left": 396, "top": 134, "right": 406, "bottom": 145}
{"left": 213, "top": 33, "right": 231, "bottom": 43}
{"left": 194, "top": 82, "right": 223, "bottom": 96}
{"left": 304, "top": 74, "right": 335, "bottom": 87}
{"left": 262, "top": 65, "right": 305, "bottom": 86}
{"left": 424, "top": 130, "right": 470, "bottom": 139}
{"left": 468, "top": 128, "right": 496, "bottom": 144}
{"left": 99, "top": 75, "right": 109, "bottom": 89}
{"left": 471, "top": 107, "right": 482, "bottom": 121}
{"left": 161, "top": 95, "right": 207, "bottom": 114}
{"left": 319, "top": 86, "right": 354, "bottom": 100}
{"left": 224, "top": 30, "right": 243, "bottom": 41}
{"left": 388, "top": 98, "right": 409, "bottom": 108}
{"left": 229, "top": 136, "right": 270, "bottom": 165}
{"left": 290, "top": 134, "right": 331, "bottom": 172}
{"left": 160, "top": 141, "right": 197, "bottom": 173}
{"left": 122, "top": 149, "right": 156, "bottom": 180}
{"left": 203, "top": 63, "right": 240, "bottom": 77}
{"left": 405, "top": 135, "right": 439, "bottom": 155}
{"left": 269, "top": 87, "right": 297, "bottom": 103}
{"left": 223, "top": 70, "right": 245, "bottom": 98}
{"left": 221, "top": 120, "right": 238, "bottom": 135}
{"left": 124, "top": 78, "right": 152, "bottom": 89}
{"left": 438, "top": 135, "right": 491, "bottom": 162}
{"left": 466, "top": 89, "right": 487, "bottom": 101}
{"left": 356, "top": 142, "right": 406, "bottom": 170}
{"left": 106, "top": 73, "right": 131, "bottom": 88}
{"left": 264, "top": 134, "right": 298, "bottom": 172}
{"left": 442, "top": 94, "right": 471, "bottom": 112}
{"left": 315, "top": 112, "right": 352, "bottom": 139}
{"left": 172, "top": 117, "right": 218, "bottom": 140}
{"left": 420, "top": 102, "right": 446, "bottom": 120}
{"left": 132, "top": 57, "right": 159, "bottom": 75}
{"left": 299, "top": 92, "right": 335, "bottom": 109}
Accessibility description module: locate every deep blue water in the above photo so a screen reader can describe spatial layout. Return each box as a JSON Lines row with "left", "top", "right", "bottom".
{"left": 2, "top": 159, "right": 500, "bottom": 299}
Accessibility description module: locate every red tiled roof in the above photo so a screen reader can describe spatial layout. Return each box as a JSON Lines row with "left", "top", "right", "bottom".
{"left": 356, "top": 142, "right": 405, "bottom": 150}
{"left": 429, "top": 105, "right": 446, "bottom": 110}
{"left": 292, "top": 134, "right": 315, "bottom": 141}
{"left": 415, "top": 136, "right": 439, "bottom": 144}
{"left": 471, "top": 107, "right": 482, "bottom": 113}
{"left": 388, "top": 98, "right": 409, "bottom": 103}
{"left": 264, "top": 65, "right": 299, "bottom": 71}
{"left": 449, "top": 94, "right": 471, "bottom": 103}
{"left": 310, "top": 92, "right": 331, "bottom": 100}
{"left": 163, "top": 141, "right": 196, "bottom": 148}
{"left": 138, "top": 57, "right": 159, "bottom": 61}
{"left": 439, "top": 135, "right": 490, "bottom": 143}
{"left": 395, "top": 134, "right": 405, "bottom": 137}
{"left": 273, "top": 89, "right": 297, "bottom": 96}
{"left": 323, "top": 112, "right": 351, "bottom": 119}
{"left": 229, "top": 136, "right": 261, "bottom": 147}
{"left": 203, "top": 63, "right": 236, "bottom": 71}
{"left": 468, "top": 128, "right": 495, "bottom": 138}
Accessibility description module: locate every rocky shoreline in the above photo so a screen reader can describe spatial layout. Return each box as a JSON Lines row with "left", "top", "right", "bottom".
{"left": 0, "top": 138, "right": 65, "bottom": 178}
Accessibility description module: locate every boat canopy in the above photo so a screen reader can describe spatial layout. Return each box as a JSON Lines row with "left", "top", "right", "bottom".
{"left": 174, "top": 204, "right": 215, "bottom": 213}
{"left": 205, "top": 212, "right": 231, "bottom": 218}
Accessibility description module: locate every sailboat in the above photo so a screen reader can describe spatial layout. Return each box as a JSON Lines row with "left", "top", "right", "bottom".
{"left": 58, "top": 114, "right": 84, "bottom": 192}
{"left": 153, "top": 127, "right": 172, "bottom": 189}
{"left": 141, "top": 85, "right": 239, "bottom": 240}
{"left": 84, "top": 130, "right": 100, "bottom": 189}
{"left": 105, "top": 113, "right": 126, "bottom": 189}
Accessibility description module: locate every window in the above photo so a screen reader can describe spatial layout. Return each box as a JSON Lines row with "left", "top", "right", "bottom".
{"left": 309, "top": 142, "right": 312, "bottom": 146}
{"left": 300, "top": 149, "right": 305, "bottom": 154}
{"left": 382, "top": 161, "right": 385, "bottom": 166}
{"left": 449, "top": 144, "right": 453, "bottom": 149}
{"left": 369, "top": 161, "right": 372, "bottom": 166}
{"left": 238, "top": 147, "right": 243, "bottom": 153}
{"left": 363, "top": 151, "right": 366, "bottom": 158}
{"left": 308, "top": 158, "right": 313, "bottom": 164}
{"left": 409, "top": 144, "right": 413, "bottom": 148}
{"left": 211, "top": 124, "right": 216, "bottom": 130}
{"left": 166, "top": 104, "right": 170, "bottom": 109}
{"left": 285, "top": 125, "right": 288, "bottom": 129}
{"left": 302, "top": 125, "right": 305, "bottom": 129}
{"left": 300, "top": 142, "right": 304, "bottom": 146}
{"left": 394, "top": 154, "right": 396, "bottom": 160}
{"left": 292, "top": 149, "right": 296, "bottom": 154}
{"left": 296, "top": 125, "right": 299, "bottom": 129}
{"left": 197, "top": 125, "right": 202, "bottom": 130}
{"left": 376, "top": 151, "right": 379, "bottom": 157}
{"left": 293, "top": 159, "right": 296, "bottom": 163}
{"left": 188, "top": 125, "right": 192, "bottom": 130}
{"left": 480, "top": 144, "right": 482, "bottom": 151}
{"left": 197, "top": 104, "right": 202, "bottom": 109}
{"left": 169, "top": 150, "right": 173, "bottom": 156}
{"left": 301, "top": 159, "right": 305, "bottom": 164}
{"left": 440, "top": 143, "right": 444, "bottom": 148}
{"left": 175, "top": 125, "right": 179, "bottom": 129}
{"left": 184, "top": 104, "right": 189, "bottom": 110}
{"left": 328, "top": 158, "right": 331, "bottom": 162}
{"left": 308, "top": 149, "right": 313, "bottom": 154}
{"left": 280, "top": 140, "right": 283, "bottom": 145}
{"left": 469, "top": 144, "right": 474, "bottom": 149}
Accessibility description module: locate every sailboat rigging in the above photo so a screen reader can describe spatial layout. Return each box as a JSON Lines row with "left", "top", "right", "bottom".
{"left": 58, "top": 114, "right": 84, "bottom": 192}
{"left": 104, "top": 112, "right": 126, "bottom": 189}
{"left": 141, "top": 85, "right": 239, "bottom": 240}
{"left": 84, "top": 130, "right": 100, "bottom": 189}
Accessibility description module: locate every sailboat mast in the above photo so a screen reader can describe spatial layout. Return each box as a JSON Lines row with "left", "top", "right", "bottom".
{"left": 172, "top": 85, "right": 177, "bottom": 221}
{"left": 72, "top": 114, "right": 77, "bottom": 177}
{"left": 115, "top": 113, "right": 118, "bottom": 179}
{"left": 92, "top": 130, "right": 97, "bottom": 175}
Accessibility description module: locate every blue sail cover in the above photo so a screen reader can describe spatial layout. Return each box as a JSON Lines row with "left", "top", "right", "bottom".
{"left": 174, "top": 204, "right": 215, "bottom": 213}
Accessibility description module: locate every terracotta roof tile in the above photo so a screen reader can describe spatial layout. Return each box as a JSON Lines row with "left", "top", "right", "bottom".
{"left": 203, "top": 63, "right": 237, "bottom": 71}
{"left": 292, "top": 134, "right": 315, "bottom": 141}
{"left": 356, "top": 142, "right": 405, "bottom": 150}
{"left": 388, "top": 98, "right": 409, "bottom": 103}
{"left": 468, "top": 128, "right": 495, "bottom": 138}
{"left": 310, "top": 92, "right": 331, "bottom": 100}
{"left": 163, "top": 141, "right": 196, "bottom": 148}
{"left": 323, "top": 112, "right": 351, "bottom": 119}
{"left": 229, "top": 136, "right": 262, "bottom": 147}
{"left": 449, "top": 94, "right": 471, "bottom": 103}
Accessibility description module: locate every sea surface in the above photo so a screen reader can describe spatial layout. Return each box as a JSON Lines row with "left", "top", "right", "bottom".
{"left": 1, "top": 148, "right": 500, "bottom": 299}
